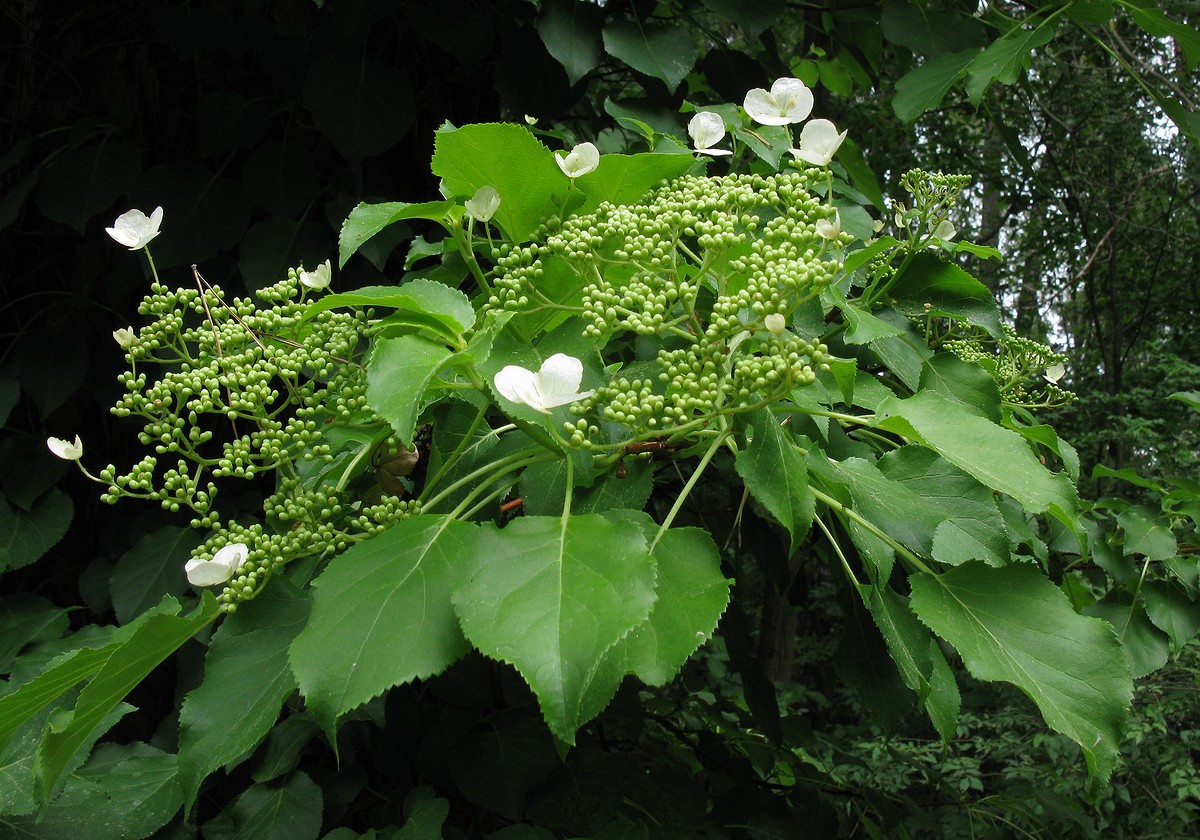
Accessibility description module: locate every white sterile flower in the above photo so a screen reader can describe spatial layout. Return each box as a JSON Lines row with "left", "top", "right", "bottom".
{"left": 46, "top": 435, "right": 83, "bottom": 461}
{"left": 185, "top": 543, "right": 248, "bottom": 587}
{"left": 932, "top": 220, "right": 957, "bottom": 241}
{"left": 465, "top": 186, "right": 501, "bottom": 222}
{"left": 556, "top": 142, "right": 600, "bottom": 179}
{"left": 687, "top": 112, "right": 732, "bottom": 156}
{"left": 743, "top": 78, "right": 814, "bottom": 126}
{"left": 106, "top": 207, "right": 163, "bottom": 250}
{"left": 299, "top": 260, "right": 332, "bottom": 290}
{"left": 815, "top": 211, "right": 842, "bottom": 241}
{"left": 494, "top": 353, "right": 594, "bottom": 413}
{"left": 113, "top": 326, "right": 135, "bottom": 348}
{"left": 1044, "top": 363, "right": 1066, "bottom": 384}
{"left": 764, "top": 313, "right": 787, "bottom": 335}
{"left": 524, "top": 115, "right": 538, "bottom": 125}
{"left": 788, "top": 119, "right": 848, "bottom": 167}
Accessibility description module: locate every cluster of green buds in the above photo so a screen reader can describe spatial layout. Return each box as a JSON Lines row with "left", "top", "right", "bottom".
{"left": 487, "top": 170, "right": 839, "bottom": 442}
{"left": 946, "top": 324, "right": 1076, "bottom": 409}
{"left": 891, "top": 170, "right": 972, "bottom": 244}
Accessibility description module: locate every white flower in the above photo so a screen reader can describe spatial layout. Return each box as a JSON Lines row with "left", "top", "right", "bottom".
{"left": 185, "top": 543, "right": 248, "bottom": 587}
{"left": 555, "top": 142, "right": 600, "bottom": 179}
{"left": 465, "top": 186, "right": 501, "bottom": 222}
{"left": 932, "top": 220, "right": 957, "bottom": 241}
{"left": 106, "top": 207, "right": 163, "bottom": 250}
{"left": 815, "top": 211, "right": 842, "bottom": 241}
{"left": 46, "top": 435, "right": 83, "bottom": 461}
{"left": 1044, "top": 363, "right": 1066, "bottom": 384}
{"left": 764, "top": 313, "right": 787, "bottom": 335}
{"left": 113, "top": 326, "right": 135, "bottom": 348}
{"left": 687, "top": 112, "right": 732, "bottom": 157}
{"left": 788, "top": 119, "right": 848, "bottom": 167}
{"left": 299, "top": 260, "right": 332, "bottom": 290}
{"left": 494, "top": 353, "right": 594, "bottom": 413}
{"left": 524, "top": 115, "right": 538, "bottom": 125}
{"left": 743, "top": 78, "right": 814, "bottom": 126}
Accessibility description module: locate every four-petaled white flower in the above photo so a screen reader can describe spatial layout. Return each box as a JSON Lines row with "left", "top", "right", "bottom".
{"left": 106, "top": 207, "right": 163, "bottom": 250}
{"left": 466, "top": 186, "right": 501, "bottom": 222}
{"left": 299, "top": 260, "right": 332, "bottom": 290}
{"left": 555, "top": 142, "right": 600, "bottom": 179}
{"left": 788, "top": 119, "right": 848, "bottom": 167}
{"left": 687, "top": 112, "right": 732, "bottom": 156}
{"left": 113, "top": 326, "right": 136, "bottom": 348}
{"left": 46, "top": 435, "right": 83, "bottom": 461}
{"left": 932, "top": 220, "right": 957, "bottom": 241}
{"left": 185, "top": 543, "right": 248, "bottom": 587}
{"left": 494, "top": 354, "right": 594, "bottom": 413}
{"left": 764, "top": 313, "right": 787, "bottom": 335}
{"left": 1044, "top": 363, "right": 1066, "bottom": 384}
{"left": 743, "top": 78, "right": 814, "bottom": 126}
{"left": 815, "top": 211, "right": 842, "bottom": 241}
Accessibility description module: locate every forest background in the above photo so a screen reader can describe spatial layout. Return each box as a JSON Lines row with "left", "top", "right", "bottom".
{"left": 2, "top": 0, "right": 1200, "bottom": 837}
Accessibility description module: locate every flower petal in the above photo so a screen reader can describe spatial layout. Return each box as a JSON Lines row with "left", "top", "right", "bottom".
{"left": 465, "top": 186, "right": 501, "bottom": 222}
{"left": 535, "top": 353, "right": 593, "bottom": 407}
{"left": 495, "top": 364, "right": 546, "bottom": 411}
{"left": 797, "top": 118, "right": 847, "bottom": 165}
{"left": 556, "top": 142, "right": 600, "bottom": 178}
{"left": 46, "top": 435, "right": 83, "bottom": 460}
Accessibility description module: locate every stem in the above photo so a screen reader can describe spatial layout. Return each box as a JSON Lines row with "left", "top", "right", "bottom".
{"left": 809, "top": 485, "right": 934, "bottom": 576}
{"left": 422, "top": 401, "right": 491, "bottom": 496}
{"left": 650, "top": 429, "right": 730, "bottom": 553}
{"left": 421, "top": 448, "right": 555, "bottom": 512}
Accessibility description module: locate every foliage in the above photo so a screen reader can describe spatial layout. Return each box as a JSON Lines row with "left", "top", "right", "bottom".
{"left": 3, "top": 0, "right": 1200, "bottom": 837}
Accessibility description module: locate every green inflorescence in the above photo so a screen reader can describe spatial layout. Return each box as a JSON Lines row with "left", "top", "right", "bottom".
{"left": 946, "top": 324, "right": 1076, "bottom": 410}
{"left": 487, "top": 170, "right": 840, "bottom": 444}
{"left": 103, "top": 270, "right": 417, "bottom": 610}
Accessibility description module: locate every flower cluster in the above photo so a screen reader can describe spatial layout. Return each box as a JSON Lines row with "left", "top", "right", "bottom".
{"left": 486, "top": 169, "right": 837, "bottom": 442}
{"left": 946, "top": 324, "right": 1076, "bottom": 410}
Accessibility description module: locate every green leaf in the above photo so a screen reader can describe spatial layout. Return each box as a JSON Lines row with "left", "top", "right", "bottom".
{"left": 1068, "top": 0, "right": 1114, "bottom": 23}
{"left": 889, "top": 252, "right": 1003, "bottom": 337}
{"left": 289, "top": 515, "right": 473, "bottom": 739}
{"left": 863, "top": 585, "right": 960, "bottom": 741}
{"left": 873, "top": 390, "right": 1079, "bottom": 527}
{"left": 880, "top": 0, "right": 985, "bottom": 57}
{"left": 1142, "top": 581, "right": 1200, "bottom": 648}
{"left": 338, "top": 201, "right": 456, "bottom": 267}
{"left": 699, "top": 0, "right": 785, "bottom": 37}
{"left": 75, "top": 742, "right": 184, "bottom": 838}
{"left": 536, "top": 0, "right": 605, "bottom": 84}
{"left": 0, "top": 595, "right": 69, "bottom": 675}
{"left": 0, "top": 489, "right": 73, "bottom": 574}
{"left": 110, "top": 525, "right": 200, "bottom": 625}
{"left": 602, "top": 21, "right": 698, "bottom": 93}
{"left": 179, "top": 580, "right": 310, "bottom": 807}
{"left": 366, "top": 334, "right": 455, "bottom": 445}
{"left": 1085, "top": 593, "right": 1169, "bottom": 678}
{"left": 909, "top": 563, "right": 1132, "bottom": 784}
{"left": 302, "top": 52, "right": 413, "bottom": 162}
{"left": 574, "top": 152, "right": 694, "bottom": 216}
{"left": 432, "top": 124, "right": 567, "bottom": 243}
{"left": 1119, "top": 0, "right": 1200, "bottom": 70}
{"left": 893, "top": 49, "right": 977, "bottom": 122}
{"left": 305, "top": 279, "right": 475, "bottom": 339}
{"left": 209, "top": 772, "right": 323, "bottom": 840}
{"left": 36, "top": 595, "right": 220, "bottom": 802}
{"left": 32, "top": 139, "right": 142, "bottom": 234}
{"left": 918, "top": 355, "right": 1002, "bottom": 422}
{"left": 614, "top": 524, "right": 730, "bottom": 686}
{"left": 395, "top": 785, "right": 450, "bottom": 840}
{"left": 825, "top": 286, "right": 902, "bottom": 344}
{"left": 734, "top": 410, "right": 815, "bottom": 550}
{"left": 1010, "top": 420, "right": 1081, "bottom": 481}
{"left": 452, "top": 514, "right": 657, "bottom": 743}
{"left": 964, "top": 23, "right": 1058, "bottom": 104}
{"left": 1116, "top": 507, "right": 1177, "bottom": 561}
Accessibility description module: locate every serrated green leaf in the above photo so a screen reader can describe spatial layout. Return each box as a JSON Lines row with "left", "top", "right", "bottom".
{"left": 76, "top": 743, "right": 184, "bottom": 838}
{"left": 890, "top": 252, "right": 1003, "bottom": 337}
{"left": 395, "top": 785, "right": 450, "bottom": 840}
{"left": 432, "top": 124, "right": 567, "bottom": 243}
{"left": 0, "top": 595, "right": 69, "bottom": 676}
{"left": 893, "top": 49, "right": 977, "bottom": 122}
{"left": 1010, "top": 420, "right": 1081, "bottom": 481}
{"left": 1116, "top": 507, "right": 1177, "bottom": 561}
{"left": 305, "top": 279, "right": 475, "bottom": 339}
{"left": 536, "top": 0, "right": 605, "bottom": 84}
{"left": 302, "top": 53, "right": 413, "bottom": 162}
{"left": 179, "top": 580, "right": 310, "bottom": 807}
{"left": 1085, "top": 593, "right": 1169, "bottom": 678}
{"left": 909, "top": 563, "right": 1132, "bottom": 784}
{"left": 1120, "top": 0, "right": 1200, "bottom": 70}
{"left": 0, "top": 489, "right": 73, "bottom": 574}
{"left": 964, "top": 23, "right": 1057, "bottom": 104}
{"left": 110, "top": 525, "right": 200, "bottom": 625}
{"left": 290, "top": 515, "right": 473, "bottom": 739}
{"left": 36, "top": 595, "right": 220, "bottom": 802}
{"left": 918, "top": 355, "right": 1002, "bottom": 422}
{"left": 1141, "top": 581, "right": 1200, "bottom": 648}
{"left": 880, "top": 0, "right": 986, "bottom": 57}
{"left": 699, "top": 0, "right": 785, "bottom": 37}
{"left": 602, "top": 21, "right": 698, "bottom": 93}
{"left": 874, "top": 390, "right": 1079, "bottom": 529}
{"left": 366, "top": 334, "right": 455, "bottom": 445}
{"left": 735, "top": 410, "right": 814, "bottom": 550}
{"left": 210, "top": 772, "right": 323, "bottom": 840}
{"left": 338, "top": 201, "right": 456, "bottom": 267}
{"left": 452, "top": 514, "right": 656, "bottom": 743}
